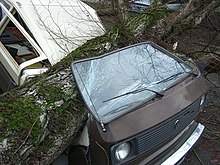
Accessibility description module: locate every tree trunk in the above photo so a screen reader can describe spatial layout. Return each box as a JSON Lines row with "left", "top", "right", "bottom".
{"left": 151, "top": 0, "right": 220, "bottom": 39}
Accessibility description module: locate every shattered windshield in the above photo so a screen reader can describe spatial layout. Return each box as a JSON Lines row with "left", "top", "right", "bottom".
{"left": 71, "top": 42, "right": 192, "bottom": 123}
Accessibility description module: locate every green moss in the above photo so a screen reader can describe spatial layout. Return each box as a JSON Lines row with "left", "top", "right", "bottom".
{"left": 26, "top": 135, "right": 54, "bottom": 163}
{"left": 0, "top": 134, "right": 5, "bottom": 142}
{"left": 37, "top": 134, "right": 54, "bottom": 150}
{"left": 38, "top": 84, "right": 65, "bottom": 103}
{"left": 0, "top": 97, "right": 43, "bottom": 143}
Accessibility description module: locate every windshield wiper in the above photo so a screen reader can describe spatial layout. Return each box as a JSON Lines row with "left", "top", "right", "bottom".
{"left": 156, "top": 72, "right": 185, "bottom": 84}
{"left": 103, "top": 87, "right": 164, "bottom": 103}
{"left": 156, "top": 71, "right": 197, "bottom": 85}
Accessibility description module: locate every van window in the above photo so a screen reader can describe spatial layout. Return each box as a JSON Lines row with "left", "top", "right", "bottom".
{"left": 0, "top": 11, "right": 40, "bottom": 65}
{"left": 0, "top": 0, "right": 10, "bottom": 22}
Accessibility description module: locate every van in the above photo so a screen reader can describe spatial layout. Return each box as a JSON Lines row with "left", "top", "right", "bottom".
{"left": 70, "top": 42, "right": 207, "bottom": 164}
{"left": 0, "top": 0, "right": 104, "bottom": 93}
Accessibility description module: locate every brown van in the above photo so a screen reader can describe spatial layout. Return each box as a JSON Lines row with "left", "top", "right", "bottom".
{"left": 70, "top": 41, "right": 207, "bottom": 165}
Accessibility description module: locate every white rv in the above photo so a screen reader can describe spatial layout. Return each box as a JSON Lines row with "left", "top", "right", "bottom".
{"left": 0, "top": 0, "right": 105, "bottom": 93}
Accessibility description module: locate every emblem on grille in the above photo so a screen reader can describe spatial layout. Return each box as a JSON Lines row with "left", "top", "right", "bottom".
{"left": 175, "top": 120, "right": 180, "bottom": 129}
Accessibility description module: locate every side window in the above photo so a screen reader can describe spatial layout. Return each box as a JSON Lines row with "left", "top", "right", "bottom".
{"left": 0, "top": 0, "right": 10, "bottom": 22}
{"left": 0, "top": 4, "right": 50, "bottom": 92}
{"left": 0, "top": 7, "right": 4, "bottom": 21}
{"left": 0, "top": 11, "right": 40, "bottom": 65}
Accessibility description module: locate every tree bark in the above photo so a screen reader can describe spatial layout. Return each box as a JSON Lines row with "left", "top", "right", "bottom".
{"left": 150, "top": 0, "right": 220, "bottom": 39}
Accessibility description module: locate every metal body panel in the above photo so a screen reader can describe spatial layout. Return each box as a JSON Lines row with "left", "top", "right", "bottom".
{"left": 89, "top": 119, "right": 204, "bottom": 165}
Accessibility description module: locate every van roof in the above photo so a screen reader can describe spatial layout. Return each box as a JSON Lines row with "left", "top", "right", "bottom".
{"left": 5, "top": 0, "right": 105, "bottom": 65}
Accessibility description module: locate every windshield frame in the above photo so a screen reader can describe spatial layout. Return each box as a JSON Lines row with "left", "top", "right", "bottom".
{"left": 71, "top": 41, "right": 194, "bottom": 123}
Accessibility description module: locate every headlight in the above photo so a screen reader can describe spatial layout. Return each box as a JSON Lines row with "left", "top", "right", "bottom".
{"left": 200, "top": 95, "right": 205, "bottom": 106}
{"left": 115, "top": 142, "right": 130, "bottom": 160}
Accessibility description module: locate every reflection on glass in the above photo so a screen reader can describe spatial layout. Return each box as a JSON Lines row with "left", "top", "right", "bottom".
{"left": 72, "top": 43, "right": 192, "bottom": 123}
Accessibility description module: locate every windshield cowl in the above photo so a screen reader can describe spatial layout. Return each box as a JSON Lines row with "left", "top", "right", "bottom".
{"left": 71, "top": 42, "right": 193, "bottom": 123}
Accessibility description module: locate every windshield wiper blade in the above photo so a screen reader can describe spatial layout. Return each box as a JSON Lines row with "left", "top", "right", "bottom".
{"left": 156, "top": 71, "right": 197, "bottom": 85}
{"left": 156, "top": 72, "right": 185, "bottom": 84}
{"left": 103, "top": 87, "right": 164, "bottom": 103}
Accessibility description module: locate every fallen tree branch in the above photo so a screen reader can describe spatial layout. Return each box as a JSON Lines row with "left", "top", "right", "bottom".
{"left": 201, "top": 31, "right": 219, "bottom": 51}
{"left": 150, "top": 0, "right": 220, "bottom": 39}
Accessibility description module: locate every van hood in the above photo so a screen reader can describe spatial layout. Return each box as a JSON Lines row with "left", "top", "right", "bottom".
{"left": 101, "top": 75, "right": 207, "bottom": 142}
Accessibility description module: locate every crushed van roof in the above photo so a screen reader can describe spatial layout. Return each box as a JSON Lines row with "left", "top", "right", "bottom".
{"left": 6, "top": 0, "right": 105, "bottom": 65}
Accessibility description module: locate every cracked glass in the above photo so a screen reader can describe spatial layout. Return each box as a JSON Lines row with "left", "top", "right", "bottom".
{"left": 72, "top": 42, "right": 192, "bottom": 123}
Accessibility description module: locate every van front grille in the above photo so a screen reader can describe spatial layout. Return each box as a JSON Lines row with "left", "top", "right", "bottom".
{"left": 136, "top": 99, "right": 201, "bottom": 154}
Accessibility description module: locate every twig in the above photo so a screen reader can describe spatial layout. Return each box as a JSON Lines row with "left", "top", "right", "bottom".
{"left": 208, "top": 17, "right": 220, "bottom": 33}
{"left": 186, "top": 50, "right": 220, "bottom": 57}
{"left": 205, "top": 76, "right": 220, "bottom": 88}
{"left": 66, "top": 110, "right": 74, "bottom": 119}
{"left": 202, "top": 31, "right": 219, "bottom": 51}
{"left": 194, "top": 42, "right": 220, "bottom": 49}
{"left": 193, "top": 150, "right": 205, "bottom": 165}
{"left": 210, "top": 53, "right": 220, "bottom": 62}
{"left": 213, "top": 114, "right": 220, "bottom": 123}
{"left": 14, "top": 116, "right": 39, "bottom": 154}
{"left": 203, "top": 132, "right": 220, "bottom": 140}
